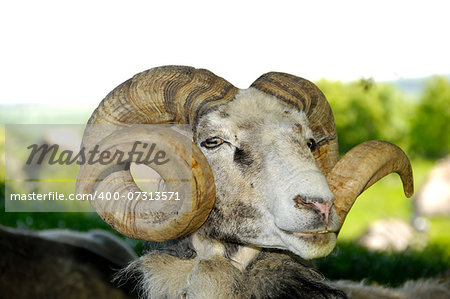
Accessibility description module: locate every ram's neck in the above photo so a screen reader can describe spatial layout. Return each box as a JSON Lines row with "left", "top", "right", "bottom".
{"left": 133, "top": 233, "right": 347, "bottom": 298}
{"left": 191, "top": 231, "right": 261, "bottom": 271}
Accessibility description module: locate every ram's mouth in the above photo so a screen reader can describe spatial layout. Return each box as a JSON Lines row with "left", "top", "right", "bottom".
{"left": 277, "top": 229, "right": 337, "bottom": 249}
{"left": 287, "top": 230, "right": 338, "bottom": 244}
{"left": 291, "top": 230, "right": 335, "bottom": 238}
{"left": 293, "top": 230, "right": 331, "bottom": 237}
{"left": 281, "top": 228, "right": 337, "bottom": 236}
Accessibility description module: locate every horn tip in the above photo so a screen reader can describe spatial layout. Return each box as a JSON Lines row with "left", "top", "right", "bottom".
{"left": 404, "top": 185, "right": 414, "bottom": 198}
{"left": 403, "top": 164, "right": 414, "bottom": 198}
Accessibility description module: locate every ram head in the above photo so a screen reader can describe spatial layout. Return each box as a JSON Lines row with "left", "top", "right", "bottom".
{"left": 76, "top": 66, "right": 413, "bottom": 262}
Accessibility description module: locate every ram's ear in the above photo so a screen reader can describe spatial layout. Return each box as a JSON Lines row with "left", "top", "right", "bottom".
{"left": 77, "top": 66, "right": 238, "bottom": 241}
{"left": 327, "top": 140, "right": 413, "bottom": 229}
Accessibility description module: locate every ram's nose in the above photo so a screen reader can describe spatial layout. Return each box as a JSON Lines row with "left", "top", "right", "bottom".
{"left": 293, "top": 195, "right": 333, "bottom": 224}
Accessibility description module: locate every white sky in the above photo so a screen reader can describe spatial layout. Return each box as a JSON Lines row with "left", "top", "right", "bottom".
{"left": 1, "top": 0, "right": 449, "bottom": 105}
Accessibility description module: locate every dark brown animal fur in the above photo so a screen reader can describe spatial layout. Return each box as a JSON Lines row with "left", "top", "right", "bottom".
{"left": 0, "top": 225, "right": 138, "bottom": 299}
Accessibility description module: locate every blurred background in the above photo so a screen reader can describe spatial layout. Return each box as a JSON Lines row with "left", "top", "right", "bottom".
{"left": 1, "top": 0, "right": 449, "bottom": 287}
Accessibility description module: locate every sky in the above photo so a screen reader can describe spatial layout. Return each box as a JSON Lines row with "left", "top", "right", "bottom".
{"left": 1, "top": 0, "right": 449, "bottom": 105}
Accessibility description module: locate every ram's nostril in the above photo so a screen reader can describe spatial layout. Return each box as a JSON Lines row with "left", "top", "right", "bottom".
{"left": 293, "top": 195, "right": 322, "bottom": 205}
{"left": 293, "top": 195, "right": 314, "bottom": 207}
{"left": 311, "top": 201, "right": 333, "bottom": 224}
{"left": 293, "top": 195, "right": 333, "bottom": 224}
{"left": 293, "top": 195, "right": 305, "bottom": 205}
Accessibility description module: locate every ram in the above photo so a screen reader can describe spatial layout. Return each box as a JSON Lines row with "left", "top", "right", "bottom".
{"left": 76, "top": 66, "right": 449, "bottom": 298}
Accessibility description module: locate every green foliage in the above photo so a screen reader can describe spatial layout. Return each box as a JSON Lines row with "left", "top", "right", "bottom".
{"left": 316, "top": 76, "right": 450, "bottom": 158}
{"left": 316, "top": 78, "right": 411, "bottom": 154}
{"left": 409, "top": 76, "right": 450, "bottom": 158}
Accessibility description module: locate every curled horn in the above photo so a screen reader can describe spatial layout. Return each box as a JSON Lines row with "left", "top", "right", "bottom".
{"left": 327, "top": 140, "right": 414, "bottom": 230}
{"left": 76, "top": 66, "right": 238, "bottom": 241}
{"left": 251, "top": 73, "right": 413, "bottom": 231}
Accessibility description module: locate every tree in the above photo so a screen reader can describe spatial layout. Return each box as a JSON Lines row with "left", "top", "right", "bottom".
{"left": 409, "top": 76, "right": 450, "bottom": 158}
{"left": 316, "top": 79, "right": 409, "bottom": 154}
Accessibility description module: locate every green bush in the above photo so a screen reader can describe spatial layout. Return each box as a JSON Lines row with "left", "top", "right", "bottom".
{"left": 409, "top": 76, "right": 450, "bottom": 158}
{"left": 316, "top": 78, "right": 411, "bottom": 154}
{"left": 316, "top": 76, "right": 450, "bottom": 159}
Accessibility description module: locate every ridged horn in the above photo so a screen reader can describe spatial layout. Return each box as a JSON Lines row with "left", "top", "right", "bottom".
{"left": 251, "top": 72, "right": 339, "bottom": 175}
{"left": 76, "top": 66, "right": 238, "bottom": 241}
{"left": 327, "top": 140, "right": 414, "bottom": 230}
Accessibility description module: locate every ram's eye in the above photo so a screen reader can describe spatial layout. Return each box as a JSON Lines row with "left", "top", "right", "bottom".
{"left": 200, "top": 137, "right": 225, "bottom": 149}
{"left": 306, "top": 138, "right": 317, "bottom": 151}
